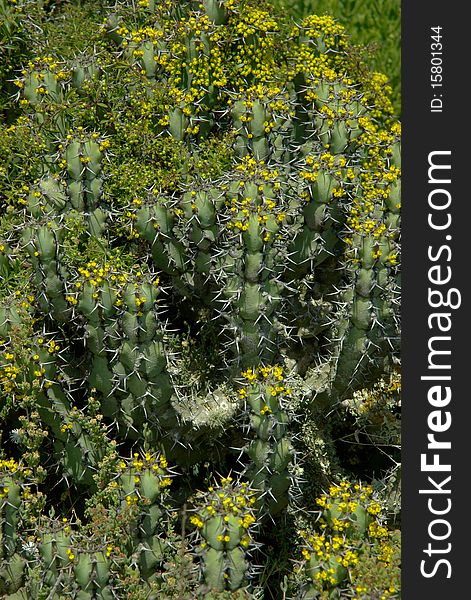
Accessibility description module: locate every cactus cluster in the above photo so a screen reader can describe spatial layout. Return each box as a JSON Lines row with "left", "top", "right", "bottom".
{"left": 295, "top": 481, "right": 400, "bottom": 599}
{"left": 1, "top": 0, "right": 401, "bottom": 597}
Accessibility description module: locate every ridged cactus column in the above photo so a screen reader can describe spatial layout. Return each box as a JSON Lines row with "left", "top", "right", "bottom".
{"left": 116, "top": 451, "right": 174, "bottom": 583}
{"left": 191, "top": 477, "right": 258, "bottom": 593}
{"left": 231, "top": 89, "right": 294, "bottom": 162}
{"left": 22, "top": 223, "right": 70, "bottom": 324}
{"left": 73, "top": 264, "right": 176, "bottom": 438}
{"left": 239, "top": 365, "right": 295, "bottom": 517}
{"left": 325, "top": 120, "right": 401, "bottom": 401}
{"left": 0, "top": 460, "right": 27, "bottom": 595}
{"left": 38, "top": 521, "right": 114, "bottom": 599}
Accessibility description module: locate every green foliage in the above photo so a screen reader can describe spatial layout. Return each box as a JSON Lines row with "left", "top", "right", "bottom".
{"left": 1, "top": 0, "right": 32, "bottom": 113}
{"left": 0, "top": 0, "right": 401, "bottom": 596}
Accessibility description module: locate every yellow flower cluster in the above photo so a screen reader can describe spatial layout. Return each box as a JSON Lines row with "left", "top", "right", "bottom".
{"left": 190, "top": 515, "right": 204, "bottom": 528}
{"left": 78, "top": 261, "right": 111, "bottom": 285}
{"left": 118, "top": 451, "right": 173, "bottom": 507}
{"left": 346, "top": 372, "right": 401, "bottom": 422}
{"left": 0, "top": 458, "right": 33, "bottom": 499}
{"left": 60, "top": 422, "right": 73, "bottom": 434}
{"left": 317, "top": 480, "right": 373, "bottom": 506}
{"left": 242, "top": 365, "right": 276, "bottom": 383}
{"left": 119, "top": 451, "right": 169, "bottom": 474}
{"left": 299, "top": 480, "right": 399, "bottom": 593}
{"left": 295, "top": 48, "right": 338, "bottom": 82}
{"left": 66, "top": 547, "right": 75, "bottom": 561}
{"left": 0, "top": 337, "right": 56, "bottom": 398}
{"left": 192, "top": 477, "right": 257, "bottom": 548}
{"left": 241, "top": 365, "right": 287, "bottom": 390}
{"left": 299, "top": 528, "right": 358, "bottom": 588}
{"left": 70, "top": 260, "right": 159, "bottom": 310}
{"left": 47, "top": 339, "right": 60, "bottom": 354}
{"left": 234, "top": 156, "right": 280, "bottom": 182}
{"left": 363, "top": 72, "right": 394, "bottom": 118}
{"left": 292, "top": 15, "right": 347, "bottom": 81}
{"left": 224, "top": 163, "right": 285, "bottom": 238}
{"left": 0, "top": 486, "right": 11, "bottom": 500}
{"left": 0, "top": 457, "right": 20, "bottom": 475}
{"left": 300, "top": 152, "right": 346, "bottom": 185}
{"left": 369, "top": 522, "right": 389, "bottom": 539}
{"left": 0, "top": 359, "right": 20, "bottom": 394}
{"left": 230, "top": 7, "right": 279, "bottom": 87}
{"left": 239, "top": 365, "right": 292, "bottom": 411}
{"left": 21, "top": 56, "right": 70, "bottom": 89}
{"left": 300, "top": 14, "right": 347, "bottom": 50}
{"left": 314, "top": 567, "right": 336, "bottom": 585}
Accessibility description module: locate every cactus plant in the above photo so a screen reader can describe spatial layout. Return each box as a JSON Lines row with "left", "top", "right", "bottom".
{"left": 0, "top": 0, "right": 401, "bottom": 596}
{"left": 190, "top": 477, "right": 258, "bottom": 593}
{"left": 294, "top": 481, "right": 400, "bottom": 599}
{"left": 0, "top": 458, "right": 34, "bottom": 595}
{"left": 238, "top": 365, "right": 295, "bottom": 517}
